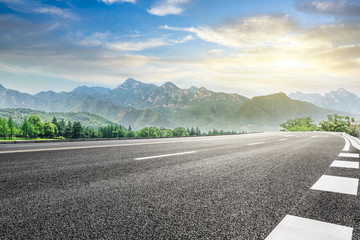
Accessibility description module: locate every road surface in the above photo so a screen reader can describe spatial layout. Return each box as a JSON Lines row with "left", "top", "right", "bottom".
{"left": 0, "top": 132, "right": 359, "bottom": 239}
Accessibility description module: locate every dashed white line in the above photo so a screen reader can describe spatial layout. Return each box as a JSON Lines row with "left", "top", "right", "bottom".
{"left": 247, "top": 142, "right": 265, "bottom": 146}
{"left": 134, "top": 151, "right": 197, "bottom": 160}
{"left": 310, "top": 175, "right": 359, "bottom": 196}
{"left": 265, "top": 215, "right": 353, "bottom": 240}
{"left": 338, "top": 153, "right": 359, "bottom": 158}
{"left": 330, "top": 160, "right": 359, "bottom": 169}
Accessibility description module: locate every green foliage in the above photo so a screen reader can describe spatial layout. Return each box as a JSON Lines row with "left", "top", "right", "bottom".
{"left": 280, "top": 114, "right": 359, "bottom": 137}
{"left": 280, "top": 117, "right": 318, "bottom": 132}
{"left": 173, "top": 127, "right": 189, "bottom": 137}
{"left": 64, "top": 121, "right": 72, "bottom": 139}
{"left": 28, "top": 115, "right": 44, "bottom": 137}
{"left": 0, "top": 108, "right": 115, "bottom": 129}
{"left": 44, "top": 122, "right": 58, "bottom": 138}
{"left": 319, "top": 114, "right": 359, "bottom": 137}
{"left": 7, "top": 115, "right": 16, "bottom": 139}
{"left": 72, "top": 122, "right": 82, "bottom": 139}
{"left": 0, "top": 117, "right": 10, "bottom": 139}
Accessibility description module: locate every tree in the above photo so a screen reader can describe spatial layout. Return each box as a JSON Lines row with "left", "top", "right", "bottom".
{"left": 28, "top": 115, "right": 44, "bottom": 137}
{"left": 319, "top": 114, "right": 359, "bottom": 137}
{"left": 64, "top": 121, "right": 72, "bottom": 139}
{"left": 72, "top": 122, "right": 82, "bottom": 139}
{"left": 57, "top": 119, "right": 66, "bottom": 137}
{"left": 0, "top": 117, "right": 9, "bottom": 139}
{"left": 173, "top": 127, "right": 189, "bottom": 137}
{"left": 127, "top": 129, "right": 135, "bottom": 138}
{"left": 113, "top": 128, "right": 127, "bottom": 138}
{"left": 44, "top": 122, "right": 58, "bottom": 138}
{"left": 20, "top": 116, "right": 36, "bottom": 138}
{"left": 280, "top": 117, "right": 318, "bottom": 132}
{"left": 7, "top": 115, "right": 16, "bottom": 139}
{"left": 160, "top": 129, "right": 173, "bottom": 137}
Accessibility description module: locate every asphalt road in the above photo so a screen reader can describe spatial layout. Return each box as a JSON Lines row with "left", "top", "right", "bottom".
{"left": 0, "top": 132, "right": 359, "bottom": 239}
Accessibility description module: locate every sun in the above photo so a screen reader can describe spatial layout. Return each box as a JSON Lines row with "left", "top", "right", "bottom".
{"left": 274, "top": 59, "right": 305, "bottom": 70}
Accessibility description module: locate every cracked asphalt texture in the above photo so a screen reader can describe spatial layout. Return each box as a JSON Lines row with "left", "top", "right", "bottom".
{"left": 0, "top": 132, "right": 358, "bottom": 239}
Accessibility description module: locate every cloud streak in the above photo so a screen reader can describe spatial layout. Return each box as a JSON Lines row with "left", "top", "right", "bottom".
{"left": 100, "top": 0, "right": 136, "bottom": 5}
{"left": 75, "top": 32, "right": 194, "bottom": 51}
{"left": 297, "top": 0, "right": 360, "bottom": 16}
{"left": 162, "top": 14, "right": 297, "bottom": 48}
{"left": 0, "top": 0, "right": 78, "bottom": 19}
{"left": 148, "top": 0, "right": 190, "bottom": 16}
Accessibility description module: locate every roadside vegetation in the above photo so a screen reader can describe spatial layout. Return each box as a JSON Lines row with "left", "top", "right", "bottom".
{"left": 280, "top": 114, "right": 360, "bottom": 137}
{"left": 0, "top": 115, "right": 240, "bottom": 140}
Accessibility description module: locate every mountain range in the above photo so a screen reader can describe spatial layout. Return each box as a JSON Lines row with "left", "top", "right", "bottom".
{"left": 0, "top": 79, "right": 359, "bottom": 131}
{"left": 289, "top": 88, "right": 360, "bottom": 115}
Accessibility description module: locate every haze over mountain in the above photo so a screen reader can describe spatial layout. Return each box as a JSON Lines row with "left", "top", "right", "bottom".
{"left": 0, "top": 108, "right": 115, "bottom": 129}
{"left": 289, "top": 89, "right": 360, "bottom": 115}
{"left": 0, "top": 80, "right": 358, "bottom": 131}
{"left": 220, "top": 93, "right": 348, "bottom": 131}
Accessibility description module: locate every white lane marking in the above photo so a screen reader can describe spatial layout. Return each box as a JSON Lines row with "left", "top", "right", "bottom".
{"left": 343, "top": 133, "right": 360, "bottom": 151}
{"left": 311, "top": 175, "right": 359, "bottom": 195}
{"left": 330, "top": 160, "right": 359, "bottom": 169}
{"left": 338, "top": 153, "right": 359, "bottom": 158}
{"left": 341, "top": 137, "right": 350, "bottom": 152}
{"left": 134, "top": 151, "right": 196, "bottom": 160}
{"left": 247, "top": 142, "right": 265, "bottom": 146}
{"left": 279, "top": 139, "right": 287, "bottom": 141}
{"left": 5, "top": 143, "right": 62, "bottom": 148}
{"left": 0, "top": 135, "right": 257, "bottom": 154}
{"left": 265, "top": 215, "right": 353, "bottom": 240}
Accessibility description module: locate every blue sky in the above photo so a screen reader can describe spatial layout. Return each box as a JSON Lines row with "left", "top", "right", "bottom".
{"left": 1, "top": 0, "right": 360, "bottom": 97}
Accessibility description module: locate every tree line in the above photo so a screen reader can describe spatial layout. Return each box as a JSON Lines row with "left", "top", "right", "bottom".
{"left": 280, "top": 114, "right": 360, "bottom": 137}
{"left": 0, "top": 115, "right": 240, "bottom": 140}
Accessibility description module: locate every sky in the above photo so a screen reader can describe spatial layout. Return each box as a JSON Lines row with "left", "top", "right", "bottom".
{"left": 0, "top": 0, "right": 360, "bottom": 97}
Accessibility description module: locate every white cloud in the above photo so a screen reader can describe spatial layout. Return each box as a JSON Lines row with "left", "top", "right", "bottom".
{"left": 162, "top": 14, "right": 297, "bottom": 48}
{"left": 100, "top": 0, "right": 136, "bottom": 5}
{"left": 107, "top": 38, "right": 169, "bottom": 51}
{"left": 0, "top": 0, "right": 78, "bottom": 19}
{"left": 72, "top": 31, "right": 193, "bottom": 51}
{"left": 148, "top": 0, "right": 189, "bottom": 16}
{"left": 34, "top": 7, "right": 77, "bottom": 19}
{"left": 297, "top": 0, "right": 360, "bottom": 16}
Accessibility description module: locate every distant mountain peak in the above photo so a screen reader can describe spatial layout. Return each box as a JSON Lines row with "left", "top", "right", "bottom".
{"left": 72, "top": 85, "right": 110, "bottom": 92}
{"left": 289, "top": 88, "right": 360, "bottom": 114}
{"left": 162, "top": 82, "right": 180, "bottom": 90}
{"left": 262, "top": 92, "right": 288, "bottom": 99}
{"left": 118, "top": 78, "right": 141, "bottom": 89}
{"left": 188, "top": 86, "right": 199, "bottom": 94}
{"left": 334, "top": 88, "right": 351, "bottom": 95}
{"left": 0, "top": 83, "right": 5, "bottom": 90}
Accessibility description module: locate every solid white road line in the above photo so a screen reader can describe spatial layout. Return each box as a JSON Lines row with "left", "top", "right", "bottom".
{"left": 247, "top": 142, "right": 265, "bottom": 146}
{"left": 279, "top": 139, "right": 287, "bottom": 141}
{"left": 341, "top": 137, "right": 351, "bottom": 152}
{"left": 5, "top": 143, "right": 62, "bottom": 148}
{"left": 311, "top": 175, "right": 359, "bottom": 195}
{"left": 265, "top": 215, "right": 353, "bottom": 240}
{"left": 330, "top": 160, "right": 359, "bottom": 169}
{"left": 338, "top": 153, "right": 360, "bottom": 158}
{"left": 134, "top": 151, "right": 196, "bottom": 160}
{"left": 0, "top": 135, "right": 254, "bottom": 154}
